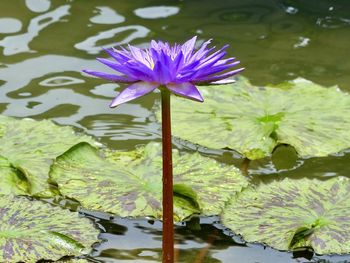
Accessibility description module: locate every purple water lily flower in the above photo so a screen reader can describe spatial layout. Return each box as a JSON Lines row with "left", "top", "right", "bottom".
{"left": 83, "top": 36, "right": 244, "bottom": 107}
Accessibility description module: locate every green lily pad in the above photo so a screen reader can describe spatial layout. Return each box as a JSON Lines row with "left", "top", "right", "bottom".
{"left": 160, "top": 77, "right": 350, "bottom": 159}
{"left": 50, "top": 142, "right": 247, "bottom": 220}
{"left": 0, "top": 156, "right": 29, "bottom": 195}
{"left": 221, "top": 176, "right": 350, "bottom": 254}
{"left": 0, "top": 115, "right": 99, "bottom": 196}
{"left": 0, "top": 195, "right": 99, "bottom": 262}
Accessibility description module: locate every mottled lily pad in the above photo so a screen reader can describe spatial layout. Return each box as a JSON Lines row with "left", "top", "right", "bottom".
{"left": 50, "top": 142, "right": 247, "bottom": 220}
{"left": 221, "top": 177, "right": 350, "bottom": 254}
{"left": 0, "top": 115, "right": 99, "bottom": 196}
{"left": 0, "top": 195, "right": 99, "bottom": 263}
{"left": 160, "top": 77, "right": 350, "bottom": 159}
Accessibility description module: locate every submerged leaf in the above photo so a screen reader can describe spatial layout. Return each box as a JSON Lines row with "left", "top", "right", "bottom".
{"left": 50, "top": 142, "right": 247, "bottom": 220}
{"left": 0, "top": 115, "right": 99, "bottom": 196}
{"left": 0, "top": 195, "right": 99, "bottom": 262}
{"left": 221, "top": 177, "right": 350, "bottom": 254}
{"left": 161, "top": 77, "right": 350, "bottom": 159}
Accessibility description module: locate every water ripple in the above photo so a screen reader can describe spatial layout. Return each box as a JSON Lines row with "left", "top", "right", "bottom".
{"left": 316, "top": 16, "right": 350, "bottom": 28}
{"left": 0, "top": 5, "right": 70, "bottom": 56}
{"left": 74, "top": 25, "right": 150, "bottom": 54}
{"left": 3, "top": 87, "right": 150, "bottom": 129}
{"left": 0, "top": 18, "right": 22, "bottom": 34}
{"left": 90, "top": 83, "right": 120, "bottom": 98}
{"left": 134, "top": 6, "right": 180, "bottom": 19}
{"left": 39, "top": 76, "right": 85, "bottom": 87}
{"left": 0, "top": 55, "right": 87, "bottom": 96}
{"left": 25, "top": 0, "right": 51, "bottom": 13}
{"left": 90, "top": 6, "right": 125, "bottom": 25}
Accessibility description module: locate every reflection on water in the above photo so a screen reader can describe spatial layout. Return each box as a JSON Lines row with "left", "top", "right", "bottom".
{"left": 39, "top": 75, "right": 85, "bottom": 86}
{"left": 87, "top": 214, "right": 350, "bottom": 263}
{"left": 75, "top": 25, "right": 150, "bottom": 54}
{"left": 25, "top": 0, "right": 51, "bottom": 13}
{"left": 0, "top": 18, "right": 22, "bottom": 34}
{"left": 0, "top": 5, "right": 70, "bottom": 55}
{"left": 90, "top": 83, "right": 120, "bottom": 97}
{"left": 90, "top": 6, "right": 125, "bottom": 25}
{"left": 91, "top": 216, "right": 239, "bottom": 263}
{"left": 0, "top": 0, "right": 350, "bottom": 262}
{"left": 134, "top": 6, "right": 180, "bottom": 19}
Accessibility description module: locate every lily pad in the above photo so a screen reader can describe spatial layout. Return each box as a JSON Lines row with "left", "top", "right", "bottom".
{"left": 50, "top": 142, "right": 247, "bottom": 220}
{"left": 160, "top": 77, "right": 350, "bottom": 159}
{"left": 0, "top": 115, "right": 99, "bottom": 196}
{"left": 221, "top": 176, "right": 350, "bottom": 254}
{"left": 0, "top": 195, "right": 99, "bottom": 262}
{"left": 0, "top": 156, "right": 29, "bottom": 195}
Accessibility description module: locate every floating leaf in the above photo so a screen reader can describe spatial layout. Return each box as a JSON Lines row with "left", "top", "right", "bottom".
{"left": 0, "top": 115, "right": 99, "bottom": 196}
{"left": 50, "top": 142, "right": 247, "bottom": 220}
{"left": 0, "top": 195, "right": 99, "bottom": 262}
{"left": 159, "top": 77, "right": 350, "bottom": 159}
{"left": 171, "top": 149, "right": 248, "bottom": 216}
{"left": 221, "top": 177, "right": 350, "bottom": 254}
{"left": 0, "top": 156, "right": 29, "bottom": 195}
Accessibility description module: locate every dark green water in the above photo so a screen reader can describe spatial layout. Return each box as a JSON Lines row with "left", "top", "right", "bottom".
{"left": 1, "top": 0, "right": 350, "bottom": 262}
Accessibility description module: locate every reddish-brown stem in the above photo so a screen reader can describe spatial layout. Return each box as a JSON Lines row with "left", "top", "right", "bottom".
{"left": 161, "top": 89, "right": 174, "bottom": 263}
{"left": 194, "top": 230, "right": 218, "bottom": 263}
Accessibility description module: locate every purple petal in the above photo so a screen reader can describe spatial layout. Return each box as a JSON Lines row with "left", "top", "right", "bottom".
{"left": 97, "top": 58, "right": 125, "bottom": 72}
{"left": 104, "top": 48, "right": 131, "bottom": 62}
{"left": 85, "top": 37, "right": 244, "bottom": 94}
{"left": 181, "top": 36, "right": 197, "bottom": 61}
{"left": 195, "top": 45, "right": 228, "bottom": 66}
{"left": 97, "top": 58, "right": 154, "bottom": 82}
{"left": 170, "top": 43, "right": 181, "bottom": 58}
{"left": 152, "top": 61, "right": 172, "bottom": 84}
{"left": 110, "top": 82, "right": 158, "bottom": 107}
{"left": 128, "top": 45, "right": 154, "bottom": 67}
{"left": 193, "top": 60, "right": 241, "bottom": 79}
{"left": 172, "top": 51, "right": 184, "bottom": 72}
{"left": 150, "top": 40, "right": 158, "bottom": 49}
{"left": 166, "top": 82, "right": 203, "bottom": 102}
{"left": 179, "top": 59, "right": 201, "bottom": 73}
{"left": 83, "top": 70, "right": 136, "bottom": 83}
{"left": 190, "top": 39, "right": 214, "bottom": 62}
{"left": 193, "top": 51, "right": 227, "bottom": 71}
{"left": 195, "top": 68, "right": 245, "bottom": 84}
{"left": 151, "top": 40, "right": 170, "bottom": 51}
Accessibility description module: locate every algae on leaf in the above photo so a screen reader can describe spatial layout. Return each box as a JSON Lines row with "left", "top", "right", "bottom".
{"left": 161, "top": 77, "right": 350, "bottom": 159}
{"left": 0, "top": 195, "right": 99, "bottom": 263}
{"left": 221, "top": 177, "right": 350, "bottom": 254}
{"left": 50, "top": 142, "right": 247, "bottom": 221}
{"left": 0, "top": 115, "right": 99, "bottom": 196}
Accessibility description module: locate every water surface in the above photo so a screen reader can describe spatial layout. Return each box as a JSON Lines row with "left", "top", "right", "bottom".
{"left": 1, "top": 0, "right": 350, "bottom": 262}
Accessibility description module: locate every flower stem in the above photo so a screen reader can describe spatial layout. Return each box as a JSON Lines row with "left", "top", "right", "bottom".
{"left": 161, "top": 89, "right": 174, "bottom": 263}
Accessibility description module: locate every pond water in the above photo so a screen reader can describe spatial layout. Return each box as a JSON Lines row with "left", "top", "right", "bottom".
{"left": 1, "top": 0, "right": 350, "bottom": 262}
